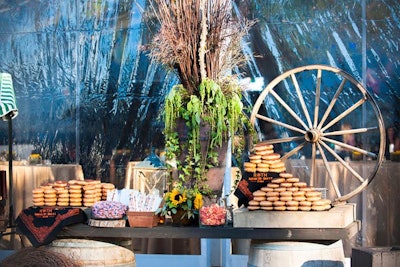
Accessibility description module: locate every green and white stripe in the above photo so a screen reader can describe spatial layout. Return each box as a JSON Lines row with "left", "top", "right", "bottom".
{"left": 0, "top": 73, "right": 18, "bottom": 120}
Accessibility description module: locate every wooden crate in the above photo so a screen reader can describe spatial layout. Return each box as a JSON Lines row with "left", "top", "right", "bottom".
{"left": 126, "top": 211, "right": 158, "bottom": 228}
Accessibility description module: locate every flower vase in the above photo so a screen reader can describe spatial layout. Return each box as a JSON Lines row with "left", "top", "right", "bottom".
{"left": 170, "top": 209, "right": 197, "bottom": 227}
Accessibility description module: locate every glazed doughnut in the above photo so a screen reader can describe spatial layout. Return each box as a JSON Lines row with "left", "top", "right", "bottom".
{"left": 254, "top": 143, "right": 274, "bottom": 150}
{"left": 299, "top": 186, "right": 314, "bottom": 191}
{"left": 255, "top": 149, "right": 274, "bottom": 156}
{"left": 32, "top": 188, "right": 44, "bottom": 194}
{"left": 247, "top": 205, "right": 261, "bottom": 211}
{"left": 55, "top": 188, "right": 69, "bottom": 194}
{"left": 299, "top": 201, "right": 312, "bottom": 206}
{"left": 286, "top": 206, "right": 299, "bottom": 211}
{"left": 267, "top": 183, "right": 279, "bottom": 188}
{"left": 293, "top": 182, "right": 307, "bottom": 188}
{"left": 253, "top": 196, "right": 267, "bottom": 202}
{"left": 68, "top": 179, "right": 79, "bottom": 185}
{"left": 101, "top": 183, "right": 115, "bottom": 189}
{"left": 266, "top": 191, "right": 279, "bottom": 197}
{"left": 32, "top": 193, "right": 44, "bottom": 198}
{"left": 312, "top": 199, "right": 331, "bottom": 206}
{"left": 57, "top": 197, "right": 69, "bottom": 203}
{"left": 261, "top": 186, "right": 274, "bottom": 192}
{"left": 293, "top": 196, "right": 306, "bottom": 202}
{"left": 57, "top": 202, "right": 69, "bottom": 207}
{"left": 274, "top": 206, "right": 286, "bottom": 211}
{"left": 267, "top": 196, "right": 279, "bottom": 202}
{"left": 244, "top": 162, "right": 256, "bottom": 168}
{"left": 280, "top": 191, "right": 292, "bottom": 197}
{"left": 69, "top": 202, "right": 82, "bottom": 207}
{"left": 69, "top": 189, "right": 82, "bottom": 194}
{"left": 248, "top": 200, "right": 260, "bottom": 206}
{"left": 257, "top": 162, "right": 270, "bottom": 168}
{"left": 292, "top": 191, "right": 305, "bottom": 197}
{"left": 273, "top": 201, "right": 286, "bottom": 207}
{"left": 299, "top": 206, "right": 311, "bottom": 211}
{"left": 83, "top": 189, "right": 97, "bottom": 195}
{"left": 260, "top": 200, "right": 273, "bottom": 207}
{"left": 253, "top": 190, "right": 266, "bottom": 197}
{"left": 44, "top": 194, "right": 57, "bottom": 199}
{"left": 69, "top": 193, "right": 82, "bottom": 199}
{"left": 40, "top": 184, "right": 53, "bottom": 190}
{"left": 33, "top": 199, "right": 45, "bottom": 205}
{"left": 44, "top": 202, "right": 56, "bottom": 206}
{"left": 269, "top": 161, "right": 285, "bottom": 169}
{"left": 248, "top": 154, "right": 262, "bottom": 160}
{"left": 286, "top": 200, "right": 299, "bottom": 207}
{"left": 83, "top": 184, "right": 96, "bottom": 191}
{"left": 286, "top": 177, "right": 300, "bottom": 183}
{"left": 244, "top": 168, "right": 257, "bottom": 173}
{"left": 257, "top": 167, "right": 269, "bottom": 173}
{"left": 69, "top": 184, "right": 82, "bottom": 190}
{"left": 261, "top": 206, "right": 274, "bottom": 211}
{"left": 306, "top": 196, "right": 322, "bottom": 202}
{"left": 44, "top": 188, "right": 57, "bottom": 194}
{"left": 57, "top": 193, "right": 69, "bottom": 199}
{"left": 250, "top": 159, "right": 262, "bottom": 164}
{"left": 280, "top": 196, "right": 293, "bottom": 202}
{"left": 273, "top": 187, "right": 286, "bottom": 192}
{"left": 77, "top": 180, "right": 88, "bottom": 186}
{"left": 271, "top": 178, "right": 285, "bottom": 184}
{"left": 53, "top": 181, "right": 67, "bottom": 188}
{"left": 280, "top": 182, "right": 293, "bottom": 187}
{"left": 305, "top": 191, "right": 322, "bottom": 198}
{"left": 286, "top": 187, "right": 299, "bottom": 192}
{"left": 279, "top": 172, "right": 293, "bottom": 178}
{"left": 262, "top": 153, "right": 281, "bottom": 160}
{"left": 311, "top": 205, "right": 330, "bottom": 211}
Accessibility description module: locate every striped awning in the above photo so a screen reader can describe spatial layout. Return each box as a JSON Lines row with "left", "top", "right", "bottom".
{"left": 0, "top": 73, "right": 18, "bottom": 120}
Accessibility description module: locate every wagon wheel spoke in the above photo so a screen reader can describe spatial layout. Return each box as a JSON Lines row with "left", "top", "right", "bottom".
{"left": 281, "top": 141, "right": 307, "bottom": 161}
{"left": 320, "top": 98, "right": 366, "bottom": 132}
{"left": 316, "top": 142, "right": 342, "bottom": 198}
{"left": 317, "top": 78, "right": 347, "bottom": 129}
{"left": 321, "top": 136, "right": 377, "bottom": 159}
{"left": 255, "top": 114, "right": 306, "bottom": 134}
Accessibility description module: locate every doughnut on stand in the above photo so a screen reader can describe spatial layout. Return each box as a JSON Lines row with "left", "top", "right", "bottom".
{"left": 233, "top": 65, "right": 386, "bottom": 264}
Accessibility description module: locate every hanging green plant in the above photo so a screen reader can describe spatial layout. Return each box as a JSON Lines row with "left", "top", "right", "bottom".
{"left": 164, "top": 78, "right": 251, "bottom": 192}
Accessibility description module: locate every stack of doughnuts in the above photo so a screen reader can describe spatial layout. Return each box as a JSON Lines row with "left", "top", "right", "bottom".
{"left": 82, "top": 180, "right": 102, "bottom": 207}
{"left": 247, "top": 172, "right": 331, "bottom": 211}
{"left": 244, "top": 143, "right": 286, "bottom": 173}
{"left": 54, "top": 181, "right": 69, "bottom": 207}
{"left": 68, "top": 180, "right": 83, "bottom": 207}
{"left": 31, "top": 180, "right": 116, "bottom": 207}
{"left": 32, "top": 188, "right": 45, "bottom": 207}
{"left": 43, "top": 187, "right": 57, "bottom": 206}
{"left": 101, "top": 183, "right": 116, "bottom": 200}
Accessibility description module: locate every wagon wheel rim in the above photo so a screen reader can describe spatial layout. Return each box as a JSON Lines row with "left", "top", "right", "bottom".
{"left": 250, "top": 64, "right": 385, "bottom": 203}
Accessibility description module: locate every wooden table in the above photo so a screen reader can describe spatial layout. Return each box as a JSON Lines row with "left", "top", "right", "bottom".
{"left": 59, "top": 221, "right": 360, "bottom": 242}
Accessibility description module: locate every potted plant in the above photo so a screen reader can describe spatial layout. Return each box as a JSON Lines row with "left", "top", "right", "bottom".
{"left": 158, "top": 185, "right": 203, "bottom": 225}
{"left": 149, "top": 0, "right": 254, "bottom": 196}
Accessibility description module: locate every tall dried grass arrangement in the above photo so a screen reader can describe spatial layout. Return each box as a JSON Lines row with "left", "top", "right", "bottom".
{"left": 149, "top": 0, "right": 254, "bottom": 95}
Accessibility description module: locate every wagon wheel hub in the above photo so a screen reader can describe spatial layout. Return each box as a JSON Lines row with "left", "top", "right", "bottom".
{"left": 305, "top": 129, "right": 321, "bottom": 143}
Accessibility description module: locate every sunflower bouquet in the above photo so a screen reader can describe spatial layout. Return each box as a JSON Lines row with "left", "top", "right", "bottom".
{"left": 157, "top": 186, "right": 203, "bottom": 221}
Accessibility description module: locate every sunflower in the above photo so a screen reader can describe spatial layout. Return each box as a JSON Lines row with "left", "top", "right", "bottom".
{"left": 193, "top": 193, "right": 203, "bottom": 210}
{"left": 169, "top": 188, "right": 187, "bottom": 206}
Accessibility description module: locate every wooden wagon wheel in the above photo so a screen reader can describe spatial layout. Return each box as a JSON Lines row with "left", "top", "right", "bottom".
{"left": 250, "top": 65, "right": 385, "bottom": 204}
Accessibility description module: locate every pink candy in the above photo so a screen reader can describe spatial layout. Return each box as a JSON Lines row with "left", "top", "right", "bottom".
{"left": 199, "top": 204, "right": 226, "bottom": 226}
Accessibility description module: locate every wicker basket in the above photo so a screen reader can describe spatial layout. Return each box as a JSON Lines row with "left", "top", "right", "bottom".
{"left": 126, "top": 211, "right": 158, "bottom": 228}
